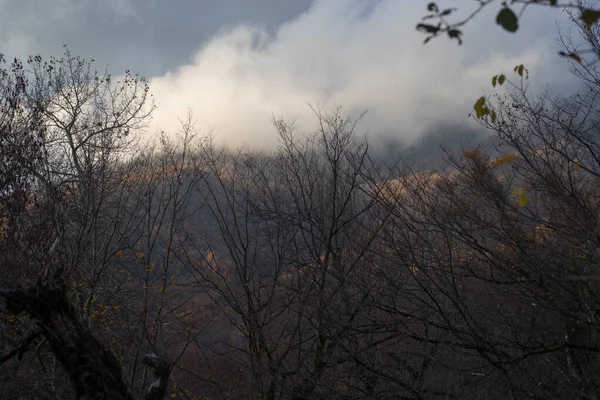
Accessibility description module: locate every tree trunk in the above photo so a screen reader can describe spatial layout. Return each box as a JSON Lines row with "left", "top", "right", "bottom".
{"left": 0, "top": 280, "right": 171, "bottom": 400}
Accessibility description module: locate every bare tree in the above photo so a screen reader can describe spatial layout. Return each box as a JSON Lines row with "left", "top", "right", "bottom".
{"left": 0, "top": 50, "right": 179, "bottom": 400}
{"left": 171, "top": 107, "right": 389, "bottom": 399}
{"left": 112, "top": 113, "right": 212, "bottom": 398}
{"left": 360, "top": 46, "right": 600, "bottom": 398}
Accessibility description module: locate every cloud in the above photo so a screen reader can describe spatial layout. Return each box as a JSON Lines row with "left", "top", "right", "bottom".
{"left": 0, "top": 0, "right": 144, "bottom": 63}
{"left": 101, "top": 0, "right": 139, "bottom": 21}
{"left": 88, "top": 1, "right": 593, "bottom": 149}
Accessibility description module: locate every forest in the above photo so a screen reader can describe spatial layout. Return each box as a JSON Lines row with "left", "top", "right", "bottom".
{"left": 2, "top": 3, "right": 600, "bottom": 400}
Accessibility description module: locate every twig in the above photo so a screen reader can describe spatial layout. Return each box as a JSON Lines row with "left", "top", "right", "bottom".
{"left": 0, "top": 327, "right": 44, "bottom": 365}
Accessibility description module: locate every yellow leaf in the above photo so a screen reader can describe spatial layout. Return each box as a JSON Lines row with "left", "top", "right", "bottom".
{"left": 490, "top": 154, "right": 518, "bottom": 168}
{"left": 518, "top": 192, "right": 528, "bottom": 207}
{"left": 512, "top": 187, "right": 528, "bottom": 207}
{"left": 559, "top": 51, "right": 582, "bottom": 63}
{"left": 463, "top": 150, "right": 480, "bottom": 159}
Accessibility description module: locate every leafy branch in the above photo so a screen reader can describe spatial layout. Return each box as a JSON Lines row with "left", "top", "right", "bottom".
{"left": 417, "top": 0, "right": 597, "bottom": 48}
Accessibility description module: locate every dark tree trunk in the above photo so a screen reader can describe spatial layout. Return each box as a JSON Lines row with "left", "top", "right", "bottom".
{"left": 0, "top": 280, "right": 170, "bottom": 400}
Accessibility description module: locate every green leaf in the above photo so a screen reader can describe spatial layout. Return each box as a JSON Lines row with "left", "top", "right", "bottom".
{"left": 440, "top": 8, "right": 456, "bottom": 16}
{"left": 427, "top": 2, "right": 438, "bottom": 13}
{"left": 447, "top": 29, "right": 462, "bottom": 44}
{"left": 474, "top": 96, "right": 485, "bottom": 109}
{"left": 473, "top": 96, "right": 487, "bottom": 118}
{"left": 515, "top": 64, "right": 524, "bottom": 77}
{"left": 581, "top": 9, "right": 600, "bottom": 29}
{"left": 416, "top": 23, "right": 441, "bottom": 34}
{"left": 492, "top": 75, "right": 497, "bottom": 87}
{"left": 496, "top": 8, "right": 519, "bottom": 33}
{"left": 498, "top": 74, "right": 506, "bottom": 85}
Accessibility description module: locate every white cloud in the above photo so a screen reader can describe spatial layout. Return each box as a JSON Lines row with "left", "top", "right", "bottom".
{"left": 145, "top": 0, "right": 579, "bottom": 149}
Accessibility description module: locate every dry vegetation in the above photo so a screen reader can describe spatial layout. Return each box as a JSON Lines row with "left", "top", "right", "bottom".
{"left": 2, "top": 14, "right": 600, "bottom": 400}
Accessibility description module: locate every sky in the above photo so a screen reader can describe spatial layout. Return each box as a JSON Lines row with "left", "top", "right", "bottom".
{"left": 0, "top": 0, "right": 582, "bottom": 155}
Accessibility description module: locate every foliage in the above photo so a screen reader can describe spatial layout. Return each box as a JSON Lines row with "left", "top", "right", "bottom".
{"left": 417, "top": 0, "right": 600, "bottom": 63}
